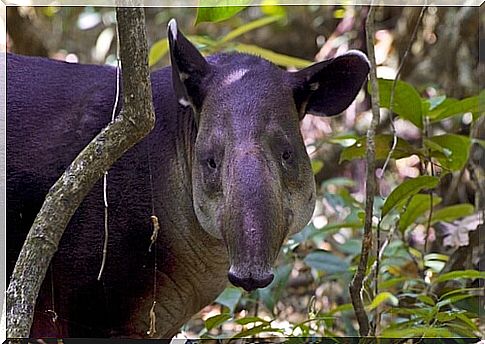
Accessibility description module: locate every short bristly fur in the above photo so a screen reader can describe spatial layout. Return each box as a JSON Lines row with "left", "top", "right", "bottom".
{"left": 7, "top": 20, "right": 369, "bottom": 338}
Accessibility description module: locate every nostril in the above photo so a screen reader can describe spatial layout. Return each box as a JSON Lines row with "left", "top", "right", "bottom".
{"left": 228, "top": 270, "right": 274, "bottom": 291}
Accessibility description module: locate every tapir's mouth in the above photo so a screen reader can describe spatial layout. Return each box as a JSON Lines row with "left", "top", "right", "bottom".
{"left": 227, "top": 266, "right": 274, "bottom": 291}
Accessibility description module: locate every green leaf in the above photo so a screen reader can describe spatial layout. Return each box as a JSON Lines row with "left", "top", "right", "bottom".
{"left": 382, "top": 176, "right": 440, "bottom": 217}
{"left": 258, "top": 263, "right": 292, "bottom": 313}
{"left": 220, "top": 15, "right": 284, "bottom": 44}
{"left": 436, "top": 294, "right": 478, "bottom": 309}
{"left": 428, "top": 95, "right": 479, "bottom": 122}
{"left": 374, "top": 78, "right": 423, "bottom": 128}
{"left": 430, "top": 204, "right": 475, "bottom": 224}
{"left": 367, "top": 292, "right": 398, "bottom": 310}
{"left": 231, "top": 324, "right": 282, "bottom": 339}
{"left": 381, "top": 326, "right": 456, "bottom": 338}
{"left": 235, "top": 316, "right": 270, "bottom": 325}
{"left": 311, "top": 159, "right": 324, "bottom": 175}
{"left": 426, "top": 95, "right": 447, "bottom": 110}
{"left": 379, "top": 277, "right": 406, "bottom": 289}
{"left": 261, "top": 2, "right": 287, "bottom": 16}
{"left": 339, "top": 239, "right": 362, "bottom": 255}
{"left": 215, "top": 287, "right": 242, "bottom": 313}
{"left": 148, "top": 39, "right": 169, "bottom": 67}
{"left": 196, "top": 0, "right": 252, "bottom": 24}
{"left": 304, "top": 250, "right": 350, "bottom": 274}
{"left": 417, "top": 294, "right": 435, "bottom": 306}
{"left": 205, "top": 313, "right": 232, "bottom": 330}
{"left": 455, "top": 312, "right": 479, "bottom": 331}
{"left": 426, "top": 134, "right": 472, "bottom": 171}
{"left": 434, "top": 270, "right": 485, "bottom": 284}
{"left": 398, "top": 193, "right": 442, "bottom": 232}
{"left": 232, "top": 43, "right": 312, "bottom": 68}
{"left": 339, "top": 134, "right": 417, "bottom": 163}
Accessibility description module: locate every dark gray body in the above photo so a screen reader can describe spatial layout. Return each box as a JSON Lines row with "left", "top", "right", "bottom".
{"left": 7, "top": 22, "right": 369, "bottom": 338}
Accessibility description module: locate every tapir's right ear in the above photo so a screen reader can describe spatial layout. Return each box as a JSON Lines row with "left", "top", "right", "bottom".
{"left": 168, "top": 19, "right": 211, "bottom": 116}
{"left": 287, "top": 50, "right": 370, "bottom": 119}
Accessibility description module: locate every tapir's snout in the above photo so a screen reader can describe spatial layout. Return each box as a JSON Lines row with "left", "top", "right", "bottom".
{"left": 228, "top": 266, "right": 274, "bottom": 291}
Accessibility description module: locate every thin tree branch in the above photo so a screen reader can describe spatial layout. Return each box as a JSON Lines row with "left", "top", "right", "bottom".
{"left": 6, "top": 7, "right": 155, "bottom": 337}
{"left": 349, "top": 5, "right": 380, "bottom": 337}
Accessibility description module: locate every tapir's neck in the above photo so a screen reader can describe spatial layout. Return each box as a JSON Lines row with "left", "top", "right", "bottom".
{"left": 128, "top": 70, "right": 228, "bottom": 338}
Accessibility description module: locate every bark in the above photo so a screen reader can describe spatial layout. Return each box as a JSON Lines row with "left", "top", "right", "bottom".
{"left": 6, "top": 7, "right": 155, "bottom": 338}
{"left": 349, "top": 5, "right": 380, "bottom": 337}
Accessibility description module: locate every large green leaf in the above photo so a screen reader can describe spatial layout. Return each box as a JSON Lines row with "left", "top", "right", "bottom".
{"left": 374, "top": 78, "right": 423, "bottom": 128}
{"left": 232, "top": 43, "right": 312, "bottom": 68}
{"left": 196, "top": 0, "right": 252, "bottom": 24}
{"left": 425, "top": 134, "right": 472, "bottom": 171}
{"left": 428, "top": 95, "right": 480, "bottom": 122}
{"left": 381, "top": 176, "right": 440, "bottom": 217}
{"left": 398, "top": 193, "right": 442, "bottom": 232}
{"left": 304, "top": 250, "right": 350, "bottom": 274}
{"left": 431, "top": 204, "right": 475, "bottom": 224}
{"left": 339, "top": 134, "right": 417, "bottom": 163}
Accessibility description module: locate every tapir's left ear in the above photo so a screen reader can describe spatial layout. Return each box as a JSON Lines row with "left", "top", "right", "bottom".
{"left": 288, "top": 50, "right": 370, "bottom": 119}
{"left": 168, "top": 19, "right": 211, "bottom": 115}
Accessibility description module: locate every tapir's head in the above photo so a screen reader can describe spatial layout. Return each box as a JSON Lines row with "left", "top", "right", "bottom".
{"left": 168, "top": 19, "right": 369, "bottom": 291}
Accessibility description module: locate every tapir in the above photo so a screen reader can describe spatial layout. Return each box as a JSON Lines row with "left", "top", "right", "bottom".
{"left": 6, "top": 19, "right": 369, "bottom": 338}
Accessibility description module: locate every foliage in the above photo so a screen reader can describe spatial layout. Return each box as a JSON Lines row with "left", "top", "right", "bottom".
{"left": 180, "top": 6, "right": 483, "bottom": 339}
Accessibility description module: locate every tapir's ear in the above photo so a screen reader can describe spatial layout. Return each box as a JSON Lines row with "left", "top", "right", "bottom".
{"left": 168, "top": 19, "right": 211, "bottom": 114}
{"left": 288, "top": 50, "right": 370, "bottom": 119}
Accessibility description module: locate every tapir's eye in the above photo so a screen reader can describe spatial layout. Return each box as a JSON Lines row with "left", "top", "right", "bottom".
{"left": 282, "top": 150, "right": 292, "bottom": 162}
{"left": 207, "top": 158, "right": 217, "bottom": 169}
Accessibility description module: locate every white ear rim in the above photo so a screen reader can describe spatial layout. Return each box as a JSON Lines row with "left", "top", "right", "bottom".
{"left": 168, "top": 18, "right": 178, "bottom": 41}
{"left": 339, "top": 50, "right": 371, "bottom": 68}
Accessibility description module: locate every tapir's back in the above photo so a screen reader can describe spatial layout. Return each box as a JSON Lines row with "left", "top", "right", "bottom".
{"left": 6, "top": 53, "right": 183, "bottom": 337}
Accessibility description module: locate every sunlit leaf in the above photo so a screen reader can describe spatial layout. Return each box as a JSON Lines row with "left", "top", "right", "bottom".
{"left": 261, "top": 0, "right": 287, "bottom": 17}
{"left": 374, "top": 78, "right": 423, "bottom": 128}
{"left": 382, "top": 176, "right": 440, "bottom": 217}
{"left": 148, "top": 39, "right": 169, "bottom": 67}
{"left": 398, "top": 193, "right": 442, "bottom": 232}
{"left": 205, "top": 313, "right": 232, "bottom": 330}
{"left": 220, "top": 15, "right": 284, "bottom": 44}
{"left": 367, "top": 292, "right": 398, "bottom": 310}
{"left": 304, "top": 250, "right": 350, "bottom": 274}
{"left": 426, "top": 134, "right": 472, "bottom": 171}
{"left": 311, "top": 159, "right": 324, "bottom": 175}
{"left": 196, "top": 0, "right": 252, "bottom": 24}
{"left": 232, "top": 43, "right": 312, "bottom": 68}
{"left": 430, "top": 204, "right": 475, "bottom": 224}
{"left": 339, "top": 134, "right": 417, "bottom": 163}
